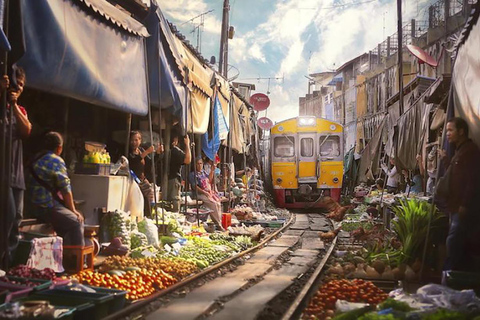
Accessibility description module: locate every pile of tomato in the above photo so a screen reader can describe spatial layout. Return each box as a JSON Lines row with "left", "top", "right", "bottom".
{"left": 71, "top": 269, "right": 177, "bottom": 300}
{"left": 303, "top": 279, "right": 389, "bottom": 320}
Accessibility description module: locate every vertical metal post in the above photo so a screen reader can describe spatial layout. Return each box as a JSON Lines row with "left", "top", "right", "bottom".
{"left": 125, "top": 114, "right": 132, "bottom": 157}
{"left": 218, "top": 0, "right": 229, "bottom": 77}
{"left": 397, "top": 0, "right": 404, "bottom": 115}
{"left": 0, "top": 0, "right": 10, "bottom": 270}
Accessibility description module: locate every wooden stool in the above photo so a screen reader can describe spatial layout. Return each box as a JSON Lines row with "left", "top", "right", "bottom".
{"left": 63, "top": 245, "right": 94, "bottom": 274}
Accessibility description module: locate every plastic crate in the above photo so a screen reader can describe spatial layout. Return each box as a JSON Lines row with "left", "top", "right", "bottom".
{"left": 16, "top": 294, "right": 92, "bottom": 320}
{"left": 0, "top": 276, "right": 52, "bottom": 293}
{"left": 75, "top": 163, "right": 110, "bottom": 176}
{"left": 0, "top": 281, "right": 33, "bottom": 303}
{"left": 31, "top": 289, "right": 113, "bottom": 320}
{"left": 55, "top": 285, "right": 127, "bottom": 313}
{"left": 0, "top": 301, "right": 76, "bottom": 320}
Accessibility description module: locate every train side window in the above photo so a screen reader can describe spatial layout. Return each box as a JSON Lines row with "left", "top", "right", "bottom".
{"left": 319, "top": 136, "right": 340, "bottom": 157}
{"left": 274, "top": 136, "right": 295, "bottom": 157}
{"left": 300, "top": 138, "right": 314, "bottom": 157}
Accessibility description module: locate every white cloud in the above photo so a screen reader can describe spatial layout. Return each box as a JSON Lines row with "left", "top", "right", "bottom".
{"left": 159, "top": 0, "right": 438, "bottom": 123}
{"left": 248, "top": 43, "right": 266, "bottom": 63}
{"left": 280, "top": 39, "right": 305, "bottom": 75}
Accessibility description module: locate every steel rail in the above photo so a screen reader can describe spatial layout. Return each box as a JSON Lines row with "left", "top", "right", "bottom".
{"left": 281, "top": 229, "right": 338, "bottom": 320}
{"left": 103, "top": 213, "right": 295, "bottom": 320}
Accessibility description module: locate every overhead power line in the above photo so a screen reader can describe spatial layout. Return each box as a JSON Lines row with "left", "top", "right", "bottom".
{"left": 298, "top": 0, "right": 377, "bottom": 10}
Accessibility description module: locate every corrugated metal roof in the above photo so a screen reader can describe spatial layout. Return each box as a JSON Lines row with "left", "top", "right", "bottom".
{"left": 77, "top": 0, "right": 149, "bottom": 36}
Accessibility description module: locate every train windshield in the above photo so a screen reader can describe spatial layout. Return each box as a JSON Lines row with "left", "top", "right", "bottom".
{"left": 319, "top": 135, "right": 341, "bottom": 157}
{"left": 274, "top": 136, "right": 295, "bottom": 157}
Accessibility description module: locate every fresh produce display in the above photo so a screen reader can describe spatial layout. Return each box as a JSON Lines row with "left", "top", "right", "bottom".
{"left": 421, "top": 309, "right": 468, "bottom": 320}
{"left": 231, "top": 205, "right": 255, "bottom": 220}
{"left": 108, "top": 210, "right": 132, "bottom": 247}
{"left": 138, "top": 218, "right": 160, "bottom": 247}
{"left": 175, "top": 237, "right": 232, "bottom": 268}
{"left": 377, "top": 298, "right": 412, "bottom": 312}
{"left": 303, "top": 279, "right": 388, "bottom": 320}
{"left": 7, "top": 265, "right": 57, "bottom": 280}
{"left": 341, "top": 221, "right": 374, "bottom": 232}
{"left": 391, "top": 199, "right": 444, "bottom": 264}
{"left": 130, "top": 245, "right": 158, "bottom": 259}
{"left": 130, "top": 231, "right": 148, "bottom": 249}
{"left": 209, "top": 233, "right": 253, "bottom": 251}
{"left": 70, "top": 269, "right": 176, "bottom": 300}
{"left": 99, "top": 256, "right": 198, "bottom": 280}
{"left": 227, "top": 224, "right": 264, "bottom": 239}
{"left": 0, "top": 276, "right": 45, "bottom": 287}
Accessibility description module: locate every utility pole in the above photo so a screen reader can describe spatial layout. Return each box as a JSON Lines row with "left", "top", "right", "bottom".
{"left": 218, "top": 0, "right": 229, "bottom": 77}
{"left": 397, "top": 0, "right": 404, "bottom": 115}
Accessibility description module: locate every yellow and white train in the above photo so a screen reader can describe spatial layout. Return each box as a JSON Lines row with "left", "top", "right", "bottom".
{"left": 270, "top": 116, "right": 344, "bottom": 208}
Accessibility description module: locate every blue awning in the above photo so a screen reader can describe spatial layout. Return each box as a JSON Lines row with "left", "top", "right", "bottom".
{"left": 16, "top": 0, "right": 150, "bottom": 115}
{"left": 144, "top": 3, "right": 186, "bottom": 117}
{"left": 327, "top": 74, "right": 343, "bottom": 86}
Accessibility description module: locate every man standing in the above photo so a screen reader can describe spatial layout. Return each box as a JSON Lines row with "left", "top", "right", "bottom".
{"left": 1, "top": 68, "right": 32, "bottom": 262}
{"left": 382, "top": 158, "right": 399, "bottom": 193}
{"left": 167, "top": 134, "right": 191, "bottom": 212}
{"left": 28, "top": 132, "right": 84, "bottom": 246}
{"left": 440, "top": 117, "right": 480, "bottom": 271}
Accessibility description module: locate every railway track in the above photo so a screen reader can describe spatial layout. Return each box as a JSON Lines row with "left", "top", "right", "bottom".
{"left": 108, "top": 211, "right": 339, "bottom": 320}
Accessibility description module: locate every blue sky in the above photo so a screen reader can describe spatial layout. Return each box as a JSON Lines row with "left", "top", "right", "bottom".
{"left": 159, "top": 0, "right": 433, "bottom": 123}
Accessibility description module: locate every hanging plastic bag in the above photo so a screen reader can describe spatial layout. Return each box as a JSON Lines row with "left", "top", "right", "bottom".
{"left": 124, "top": 176, "right": 144, "bottom": 222}
{"left": 138, "top": 218, "right": 160, "bottom": 248}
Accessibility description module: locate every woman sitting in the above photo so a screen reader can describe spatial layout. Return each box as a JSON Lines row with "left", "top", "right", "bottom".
{"left": 189, "top": 157, "right": 224, "bottom": 231}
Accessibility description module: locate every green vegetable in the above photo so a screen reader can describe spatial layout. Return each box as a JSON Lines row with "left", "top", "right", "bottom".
{"left": 421, "top": 309, "right": 468, "bottom": 320}
{"left": 378, "top": 299, "right": 412, "bottom": 312}
{"left": 160, "top": 236, "right": 178, "bottom": 245}
{"left": 358, "top": 312, "right": 401, "bottom": 320}
{"left": 391, "top": 199, "right": 444, "bottom": 264}
{"left": 333, "top": 306, "right": 373, "bottom": 320}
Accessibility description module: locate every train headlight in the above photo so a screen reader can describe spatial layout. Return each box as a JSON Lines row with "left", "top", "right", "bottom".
{"left": 276, "top": 178, "right": 283, "bottom": 184}
{"left": 333, "top": 177, "right": 339, "bottom": 184}
{"left": 298, "top": 117, "right": 316, "bottom": 126}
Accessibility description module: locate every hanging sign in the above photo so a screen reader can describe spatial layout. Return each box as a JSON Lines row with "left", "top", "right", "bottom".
{"left": 257, "top": 117, "right": 274, "bottom": 130}
{"left": 250, "top": 93, "right": 270, "bottom": 111}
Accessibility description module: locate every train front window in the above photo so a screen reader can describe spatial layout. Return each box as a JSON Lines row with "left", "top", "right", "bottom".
{"left": 274, "top": 136, "right": 295, "bottom": 157}
{"left": 300, "top": 138, "right": 314, "bottom": 157}
{"left": 319, "top": 135, "right": 340, "bottom": 157}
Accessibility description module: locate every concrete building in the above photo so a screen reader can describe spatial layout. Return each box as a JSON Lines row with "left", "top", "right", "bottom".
{"left": 302, "top": 0, "right": 473, "bottom": 154}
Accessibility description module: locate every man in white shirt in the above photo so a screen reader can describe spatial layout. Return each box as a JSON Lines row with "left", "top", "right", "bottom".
{"left": 382, "top": 158, "right": 399, "bottom": 193}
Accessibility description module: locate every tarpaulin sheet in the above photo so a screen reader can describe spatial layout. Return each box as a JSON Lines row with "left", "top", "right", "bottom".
{"left": 355, "top": 121, "right": 365, "bottom": 154}
{"left": 187, "top": 87, "right": 211, "bottom": 134}
{"left": 385, "top": 102, "right": 400, "bottom": 157}
{"left": 395, "top": 101, "right": 423, "bottom": 170}
{"left": 357, "top": 117, "right": 386, "bottom": 183}
{"left": 453, "top": 13, "right": 480, "bottom": 147}
{"left": 226, "top": 94, "right": 245, "bottom": 153}
{"left": 145, "top": 5, "right": 186, "bottom": 116}
{"left": 215, "top": 73, "right": 231, "bottom": 128}
{"left": 181, "top": 40, "right": 214, "bottom": 98}
{"left": 17, "top": 0, "right": 149, "bottom": 115}
{"left": 202, "top": 96, "right": 221, "bottom": 161}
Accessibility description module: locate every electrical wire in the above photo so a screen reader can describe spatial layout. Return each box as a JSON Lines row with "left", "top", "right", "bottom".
{"left": 297, "top": 0, "right": 377, "bottom": 10}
